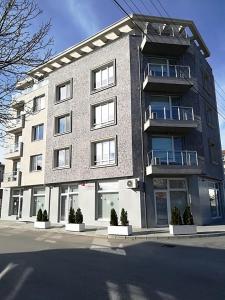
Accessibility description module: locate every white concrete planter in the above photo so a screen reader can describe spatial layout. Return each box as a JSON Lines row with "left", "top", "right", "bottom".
{"left": 108, "top": 225, "right": 132, "bottom": 236}
{"left": 169, "top": 224, "right": 197, "bottom": 235}
{"left": 34, "top": 221, "right": 50, "bottom": 229}
{"left": 65, "top": 223, "right": 85, "bottom": 232}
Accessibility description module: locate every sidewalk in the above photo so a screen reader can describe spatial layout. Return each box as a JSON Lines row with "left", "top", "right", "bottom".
{"left": 1, "top": 220, "right": 225, "bottom": 240}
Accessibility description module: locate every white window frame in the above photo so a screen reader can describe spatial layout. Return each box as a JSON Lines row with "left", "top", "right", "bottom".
{"left": 33, "top": 95, "right": 45, "bottom": 113}
{"left": 92, "top": 61, "right": 115, "bottom": 91}
{"left": 56, "top": 79, "right": 72, "bottom": 103}
{"left": 55, "top": 113, "right": 71, "bottom": 135}
{"left": 32, "top": 124, "right": 44, "bottom": 141}
{"left": 92, "top": 138, "right": 116, "bottom": 167}
{"left": 91, "top": 98, "right": 116, "bottom": 129}
{"left": 208, "top": 181, "right": 222, "bottom": 219}
{"left": 97, "top": 180, "right": 119, "bottom": 220}
{"left": 54, "top": 147, "right": 71, "bottom": 169}
{"left": 31, "top": 187, "right": 45, "bottom": 216}
{"left": 30, "top": 154, "right": 43, "bottom": 172}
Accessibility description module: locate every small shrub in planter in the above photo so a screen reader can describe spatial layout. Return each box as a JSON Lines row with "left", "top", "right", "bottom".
{"left": 68, "top": 207, "right": 75, "bottom": 224}
{"left": 110, "top": 208, "right": 118, "bottom": 226}
{"left": 183, "top": 206, "right": 194, "bottom": 225}
{"left": 170, "top": 206, "right": 196, "bottom": 235}
{"left": 75, "top": 208, "right": 83, "bottom": 224}
{"left": 34, "top": 209, "right": 50, "bottom": 229}
{"left": 108, "top": 208, "right": 132, "bottom": 236}
{"left": 66, "top": 208, "right": 85, "bottom": 232}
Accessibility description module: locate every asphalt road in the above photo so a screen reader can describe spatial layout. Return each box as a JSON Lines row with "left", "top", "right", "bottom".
{"left": 0, "top": 226, "right": 225, "bottom": 300}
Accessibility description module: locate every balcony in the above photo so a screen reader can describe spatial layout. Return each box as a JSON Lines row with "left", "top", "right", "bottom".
{"left": 141, "top": 23, "right": 190, "bottom": 56}
{"left": 143, "top": 63, "right": 193, "bottom": 93}
{"left": 144, "top": 105, "right": 198, "bottom": 133}
{"left": 6, "top": 115, "right": 25, "bottom": 133}
{"left": 146, "top": 150, "right": 201, "bottom": 175}
{"left": 5, "top": 142, "right": 23, "bottom": 160}
{"left": 2, "top": 171, "right": 22, "bottom": 188}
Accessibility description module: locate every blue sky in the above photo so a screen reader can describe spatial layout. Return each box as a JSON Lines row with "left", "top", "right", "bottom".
{"left": 1, "top": 0, "right": 225, "bottom": 161}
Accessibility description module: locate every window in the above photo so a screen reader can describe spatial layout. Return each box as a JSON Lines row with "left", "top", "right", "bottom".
{"left": 93, "top": 139, "right": 116, "bottom": 166}
{"left": 30, "top": 154, "right": 42, "bottom": 171}
{"left": 54, "top": 147, "right": 70, "bottom": 168}
{"left": 31, "top": 187, "right": 45, "bottom": 216}
{"left": 32, "top": 124, "right": 44, "bottom": 141}
{"left": 92, "top": 100, "right": 116, "bottom": 128}
{"left": 97, "top": 181, "right": 119, "bottom": 220}
{"left": 55, "top": 114, "right": 71, "bottom": 134}
{"left": 9, "top": 189, "right": 23, "bottom": 216}
{"left": 208, "top": 181, "right": 221, "bottom": 218}
{"left": 56, "top": 80, "right": 72, "bottom": 102}
{"left": 33, "top": 95, "right": 45, "bottom": 113}
{"left": 209, "top": 139, "right": 218, "bottom": 164}
{"left": 60, "top": 185, "right": 79, "bottom": 222}
{"left": 202, "top": 69, "right": 213, "bottom": 95}
{"left": 206, "top": 105, "right": 215, "bottom": 128}
{"left": 92, "top": 62, "right": 115, "bottom": 91}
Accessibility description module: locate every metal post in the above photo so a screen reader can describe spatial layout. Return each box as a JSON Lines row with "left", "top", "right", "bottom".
{"left": 192, "top": 107, "right": 194, "bottom": 120}
{"left": 167, "top": 151, "right": 169, "bottom": 165}
{"left": 178, "top": 107, "right": 181, "bottom": 120}
{"left": 181, "top": 151, "right": 184, "bottom": 166}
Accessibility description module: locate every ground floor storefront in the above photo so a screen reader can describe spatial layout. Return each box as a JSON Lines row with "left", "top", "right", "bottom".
{"left": 0, "top": 176, "right": 224, "bottom": 228}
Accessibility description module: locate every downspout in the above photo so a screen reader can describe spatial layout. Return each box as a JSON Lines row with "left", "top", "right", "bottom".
{"left": 137, "top": 44, "right": 148, "bottom": 228}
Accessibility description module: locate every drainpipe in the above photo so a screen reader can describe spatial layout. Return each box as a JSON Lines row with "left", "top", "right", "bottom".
{"left": 137, "top": 43, "right": 148, "bottom": 228}
{"left": 48, "top": 185, "right": 51, "bottom": 221}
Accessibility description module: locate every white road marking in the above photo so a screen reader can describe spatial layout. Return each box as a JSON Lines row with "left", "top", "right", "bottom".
{"left": 127, "top": 284, "right": 147, "bottom": 300}
{"left": 106, "top": 281, "right": 121, "bottom": 300}
{"left": 0, "top": 263, "right": 18, "bottom": 280}
{"left": 5, "top": 267, "right": 33, "bottom": 300}
{"left": 44, "top": 239, "right": 56, "bottom": 244}
{"left": 90, "top": 237, "right": 126, "bottom": 256}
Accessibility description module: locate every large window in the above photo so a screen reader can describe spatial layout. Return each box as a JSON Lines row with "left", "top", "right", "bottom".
{"left": 54, "top": 147, "right": 70, "bottom": 168}
{"left": 32, "top": 124, "right": 44, "bottom": 141}
{"left": 30, "top": 154, "right": 42, "bottom": 171}
{"left": 56, "top": 80, "right": 72, "bottom": 102}
{"left": 60, "top": 185, "right": 79, "bottom": 222}
{"left": 33, "top": 95, "right": 45, "bottom": 113}
{"left": 208, "top": 181, "right": 221, "bottom": 218}
{"left": 92, "top": 100, "right": 116, "bottom": 129}
{"left": 31, "top": 187, "right": 45, "bottom": 216}
{"left": 97, "top": 181, "right": 119, "bottom": 220}
{"left": 153, "top": 178, "right": 188, "bottom": 225}
{"left": 93, "top": 139, "right": 116, "bottom": 166}
{"left": 55, "top": 114, "right": 71, "bottom": 134}
{"left": 92, "top": 62, "right": 115, "bottom": 91}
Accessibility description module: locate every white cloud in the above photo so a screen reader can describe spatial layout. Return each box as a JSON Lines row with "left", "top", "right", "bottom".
{"left": 67, "top": 0, "right": 100, "bottom": 37}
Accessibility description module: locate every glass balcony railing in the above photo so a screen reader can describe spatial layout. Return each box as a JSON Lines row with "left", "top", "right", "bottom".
{"left": 145, "top": 105, "right": 194, "bottom": 122}
{"left": 147, "top": 150, "right": 198, "bottom": 166}
{"left": 3, "top": 171, "right": 19, "bottom": 182}
{"left": 145, "top": 23, "right": 188, "bottom": 39}
{"left": 144, "top": 63, "right": 191, "bottom": 79}
{"left": 7, "top": 143, "right": 20, "bottom": 154}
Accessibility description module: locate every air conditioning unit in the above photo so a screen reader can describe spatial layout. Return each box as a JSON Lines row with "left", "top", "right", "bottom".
{"left": 126, "top": 179, "right": 138, "bottom": 189}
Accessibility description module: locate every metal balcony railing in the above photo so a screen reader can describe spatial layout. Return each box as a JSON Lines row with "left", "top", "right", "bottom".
{"left": 145, "top": 105, "right": 194, "bottom": 122}
{"left": 147, "top": 150, "right": 198, "bottom": 166}
{"left": 3, "top": 171, "right": 20, "bottom": 182}
{"left": 144, "top": 63, "right": 191, "bottom": 79}
{"left": 145, "top": 23, "right": 188, "bottom": 39}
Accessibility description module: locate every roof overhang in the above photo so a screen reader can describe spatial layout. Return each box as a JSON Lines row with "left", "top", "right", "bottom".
{"left": 17, "top": 14, "right": 210, "bottom": 89}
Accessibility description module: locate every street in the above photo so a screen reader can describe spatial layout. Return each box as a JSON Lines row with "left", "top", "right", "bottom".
{"left": 0, "top": 225, "right": 225, "bottom": 300}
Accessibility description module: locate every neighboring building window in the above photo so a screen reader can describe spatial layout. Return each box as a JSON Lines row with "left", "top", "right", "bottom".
{"left": 97, "top": 181, "right": 119, "bottom": 220}
{"left": 32, "top": 124, "right": 44, "bottom": 141}
{"left": 92, "top": 62, "right": 115, "bottom": 91}
{"left": 208, "top": 181, "right": 221, "bottom": 218}
{"left": 209, "top": 139, "right": 218, "bottom": 164}
{"left": 92, "top": 99, "right": 116, "bottom": 129}
{"left": 56, "top": 80, "right": 72, "bottom": 102}
{"left": 54, "top": 147, "right": 70, "bottom": 168}
{"left": 55, "top": 114, "right": 71, "bottom": 134}
{"left": 33, "top": 95, "right": 45, "bottom": 113}
{"left": 30, "top": 154, "right": 42, "bottom": 171}
{"left": 92, "top": 139, "right": 116, "bottom": 166}
{"left": 60, "top": 185, "right": 79, "bottom": 222}
{"left": 31, "top": 187, "right": 45, "bottom": 216}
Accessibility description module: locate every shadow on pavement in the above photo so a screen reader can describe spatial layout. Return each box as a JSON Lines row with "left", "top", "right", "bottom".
{"left": 0, "top": 240, "right": 225, "bottom": 300}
